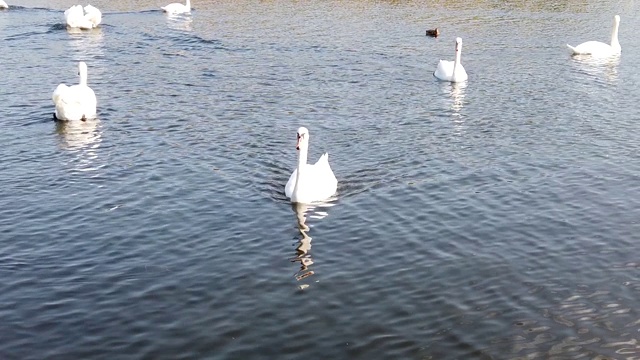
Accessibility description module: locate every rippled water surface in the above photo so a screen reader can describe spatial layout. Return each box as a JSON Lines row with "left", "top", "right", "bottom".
{"left": 2, "top": 0, "right": 640, "bottom": 358}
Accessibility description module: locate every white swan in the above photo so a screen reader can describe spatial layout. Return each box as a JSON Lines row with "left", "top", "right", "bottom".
{"left": 567, "top": 15, "right": 621, "bottom": 57}
{"left": 52, "top": 61, "right": 97, "bottom": 121}
{"left": 285, "top": 127, "right": 338, "bottom": 204}
{"left": 434, "top": 37, "right": 468, "bottom": 83}
{"left": 162, "top": 0, "right": 191, "bottom": 14}
{"left": 64, "top": 4, "right": 102, "bottom": 30}
{"left": 0, "top": 1, "right": 9, "bottom": 10}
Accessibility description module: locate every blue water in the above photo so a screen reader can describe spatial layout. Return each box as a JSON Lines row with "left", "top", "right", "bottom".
{"left": 1, "top": 1, "right": 640, "bottom": 358}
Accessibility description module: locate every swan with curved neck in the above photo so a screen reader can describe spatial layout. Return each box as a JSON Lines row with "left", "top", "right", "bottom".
{"left": 162, "top": 0, "right": 191, "bottom": 14}
{"left": 434, "top": 37, "right": 468, "bottom": 83}
{"left": 285, "top": 127, "right": 338, "bottom": 204}
{"left": 567, "top": 15, "right": 621, "bottom": 57}
{"left": 52, "top": 61, "right": 97, "bottom": 121}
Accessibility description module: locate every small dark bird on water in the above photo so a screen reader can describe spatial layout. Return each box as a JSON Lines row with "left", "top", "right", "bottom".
{"left": 426, "top": 28, "right": 440, "bottom": 37}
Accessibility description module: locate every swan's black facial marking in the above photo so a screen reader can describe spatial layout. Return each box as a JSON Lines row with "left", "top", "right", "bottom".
{"left": 296, "top": 132, "right": 305, "bottom": 150}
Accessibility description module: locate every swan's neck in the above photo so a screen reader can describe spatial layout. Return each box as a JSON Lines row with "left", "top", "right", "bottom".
{"left": 610, "top": 20, "right": 620, "bottom": 50}
{"left": 297, "top": 147, "right": 308, "bottom": 174}
{"left": 452, "top": 47, "right": 462, "bottom": 78}
{"left": 293, "top": 146, "right": 308, "bottom": 199}
{"left": 79, "top": 70, "right": 87, "bottom": 86}
{"left": 185, "top": 0, "right": 191, "bottom": 10}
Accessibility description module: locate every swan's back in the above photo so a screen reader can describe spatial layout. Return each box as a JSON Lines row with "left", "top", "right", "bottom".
{"left": 52, "top": 84, "right": 97, "bottom": 121}
{"left": 162, "top": 3, "right": 189, "bottom": 14}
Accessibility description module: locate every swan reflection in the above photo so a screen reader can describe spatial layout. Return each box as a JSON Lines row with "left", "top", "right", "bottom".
{"left": 440, "top": 81, "right": 467, "bottom": 133}
{"left": 448, "top": 81, "right": 467, "bottom": 113}
{"left": 165, "top": 14, "right": 193, "bottom": 32}
{"left": 55, "top": 118, "right": 102, "bottom": 150}
{"left": 570, "top": 54, "right": 620, "bottom": 84}
{"left": 290, "top": 201, "right": 334, "bottom": 288}
{"left": 67, "top": 26, "right": 104, "bottom": 59}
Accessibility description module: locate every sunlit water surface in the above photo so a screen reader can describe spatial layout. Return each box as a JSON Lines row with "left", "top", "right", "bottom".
{"left": 1, "top": 0, "right": 640, "bottom": 358}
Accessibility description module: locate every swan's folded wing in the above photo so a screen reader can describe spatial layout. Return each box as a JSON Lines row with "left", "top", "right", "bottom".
{"left": 568, "top": 41, "right": 616, "bottom": 56}
{"left": 81, "top": 86, "right": 98, "bottom": 110}
{"left": 434, "top": 60, "right": 454, "bottom": 81}
{"left": 313, "top": 153, "right": 337, "bottom": 185}
{"left": 52, "top": 84, "right": 69, "bottom": 104}
{"left": 314, "top": 152, "right": 329, "bottom": 166}
{"left": 284, "top": 168, "right": 298, "bottom": 198}
{"left": 83, "top": 4, "right": 102, "bottom": 27}
{"left": 64, "top": 5, "right": 83, "bottom": 27}
{"left": 69, "top": 85, "right": 97, "bottom": 118}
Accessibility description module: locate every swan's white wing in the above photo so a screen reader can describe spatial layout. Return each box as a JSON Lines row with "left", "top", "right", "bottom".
{"left": 307, "top": 153, "right": 337, "bottom": 200}
{"left": 434, "top": 60, "right": 454, "bottom": 81}
{"left": 63, "top": 5, "right": 80, "bottom": 19}
{"left": 567, "top": 41, "right": 617, "bottom": 57}
{"left": 78, "top": 86, "right": 97, "bottom": 119}
{"left": 83, "top": 4, "right": 102, "bottom": 27}
{"left": 285, "top": 169, "right": 297, "bottom": 199}
{"left": 285, "top": 156, "right": 337, "bottom": 203}
{"left": 52, "top": 84, "right": 69, "bottom": 104}
{"left": 65, "top": 5, "right": 93, "bottom": 29}
{"left": 64, "top": 5, "right": 82, "bottom": 27}
{"left": 453, "top": 63, "right": 468, "bottom": 82}
{"left": 0, "top": 1, "right": 9, "bottom": 9}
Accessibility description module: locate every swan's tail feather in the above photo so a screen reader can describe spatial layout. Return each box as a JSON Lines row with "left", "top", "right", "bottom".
{"left": 567, "top": 44, "right": 578, "bottom": 54}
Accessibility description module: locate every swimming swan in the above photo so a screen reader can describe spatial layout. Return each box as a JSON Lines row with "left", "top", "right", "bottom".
{"left": 64, "top": 4, "right": 102, "bottom": 29}
{"left": 52, "top": 62, "right": 97, "bottom": 121}
{"left": 162, "top": 0, "right": 191, "bottom": 14}
{"left": 434, "top": 37, "right": 468, "bottom": 83}
{"left": 0, "top": 1, "right": 9, "bottom": 10}
{"left": 285, "top": 127, "right": 338, "bottom": 204}
{"left": 567, "top": 15, "right": 621, "bottom": 57}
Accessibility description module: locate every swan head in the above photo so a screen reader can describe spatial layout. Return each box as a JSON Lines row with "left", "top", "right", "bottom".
{"left": 455, "top": 37, "right": 462, "bottom": 52}
{"left": 296, "top": 127, "right": 309, "bottom": 151}
{"left": 614, "top": 15, "right": 620, "bottom": 24}
{"left": 78, "top": 61, "right": 87, "bottom": 75}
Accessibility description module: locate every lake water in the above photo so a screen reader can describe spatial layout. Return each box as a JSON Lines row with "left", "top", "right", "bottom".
{"left": 1, "top": 0, "right": 640, "bottom": 358}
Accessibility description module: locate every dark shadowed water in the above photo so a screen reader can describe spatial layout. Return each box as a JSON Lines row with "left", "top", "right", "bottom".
{"left": 1, "top": 0, "right": 640, "bottom": 358}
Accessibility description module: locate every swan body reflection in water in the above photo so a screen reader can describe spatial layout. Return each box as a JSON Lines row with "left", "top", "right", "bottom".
{"left": 165, "top": 14, "right": 193, "bottom": 32}
{"left": 290, "top": 201, "right": 335, "bottom": 289}
{"left": 439, "top": 81, "right": 467, "bottom": 134}
{"left": 569, "top": 54, "right": 620, "bottom": 84}
{"left": 55, "top": 119, "right": 103, "bottom": 173}
{"left": 56, "top": 118, "right": 101, "bottom": 149}
{"left": 67, "top": 26, "right": 104, "bottom": 58}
